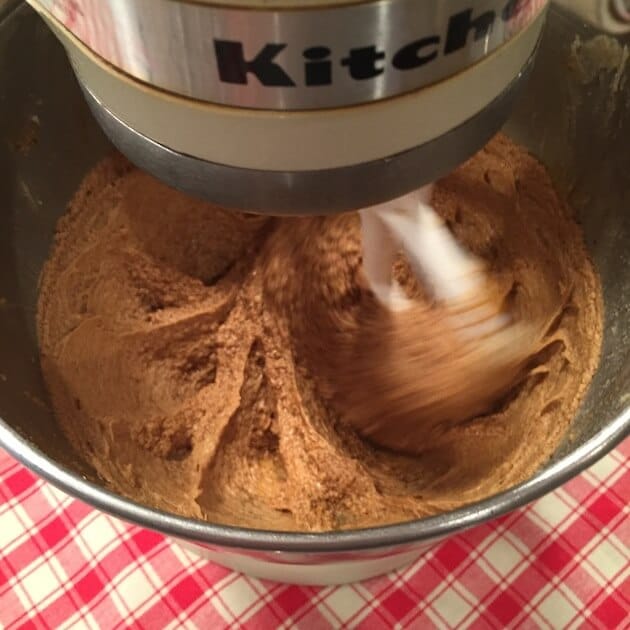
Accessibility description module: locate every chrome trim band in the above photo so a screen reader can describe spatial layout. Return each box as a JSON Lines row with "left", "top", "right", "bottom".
{"left": 78, "top": 46, "right": 535, "bottom": 214}
{"left": 31, "top": 0, "right": 548, "bottom": 110}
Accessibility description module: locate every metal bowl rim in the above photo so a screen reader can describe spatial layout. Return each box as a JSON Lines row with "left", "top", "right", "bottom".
{"left": 0, "top": 407, "right": 628, "bottom": 553}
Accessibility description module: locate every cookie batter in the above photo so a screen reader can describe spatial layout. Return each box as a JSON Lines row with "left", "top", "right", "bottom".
{"left": 37, "top": 135, "right": 603, "bottom": 531}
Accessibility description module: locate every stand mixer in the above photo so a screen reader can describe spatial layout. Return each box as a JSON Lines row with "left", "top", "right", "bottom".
{"left": 1, "top": 0, "right": 629, "bottom": 582}
{"left": 23, "top": 1, "right": 630, "bottom": 448}
{"left": 24, "top": 0, "right": 550, "bottom": 217}
{"left": 23, "top": 0, "right": 630, "bottom": 215}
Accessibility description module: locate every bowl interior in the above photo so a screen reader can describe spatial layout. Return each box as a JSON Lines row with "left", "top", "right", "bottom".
{"left": 0, "top": 4, "right": 629, "bottom": 533}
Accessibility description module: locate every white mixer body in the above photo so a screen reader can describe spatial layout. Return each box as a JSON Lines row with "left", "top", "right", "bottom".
{"left": 27, "top": 0, "right": 550, "bottom": 212}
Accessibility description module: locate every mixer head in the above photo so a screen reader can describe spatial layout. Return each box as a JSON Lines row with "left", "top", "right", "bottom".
{"left": 27, "top": 0, "right": 552, "bottom": 214}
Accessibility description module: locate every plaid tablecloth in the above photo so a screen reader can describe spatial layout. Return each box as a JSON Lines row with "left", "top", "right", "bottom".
{"left": 0, "top": 440, "right": 628, "bottom": 629}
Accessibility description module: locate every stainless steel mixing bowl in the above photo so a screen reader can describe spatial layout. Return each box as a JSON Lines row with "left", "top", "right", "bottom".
{"left": 0, "top": 1, "right": 628, "bottom": 584}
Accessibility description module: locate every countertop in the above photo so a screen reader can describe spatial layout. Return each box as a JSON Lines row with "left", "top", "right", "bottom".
{"left": 0, "top": 439, "right": 628, "bottom": 629}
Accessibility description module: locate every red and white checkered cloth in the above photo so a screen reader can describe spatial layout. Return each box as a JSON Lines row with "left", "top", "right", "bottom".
{"left": 0, "top": 440, "right": 628, "bottom": 629}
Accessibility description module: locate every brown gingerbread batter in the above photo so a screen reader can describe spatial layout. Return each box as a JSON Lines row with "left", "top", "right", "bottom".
{"left": 37, "top": 134, "right": 603, "bottom": 531}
